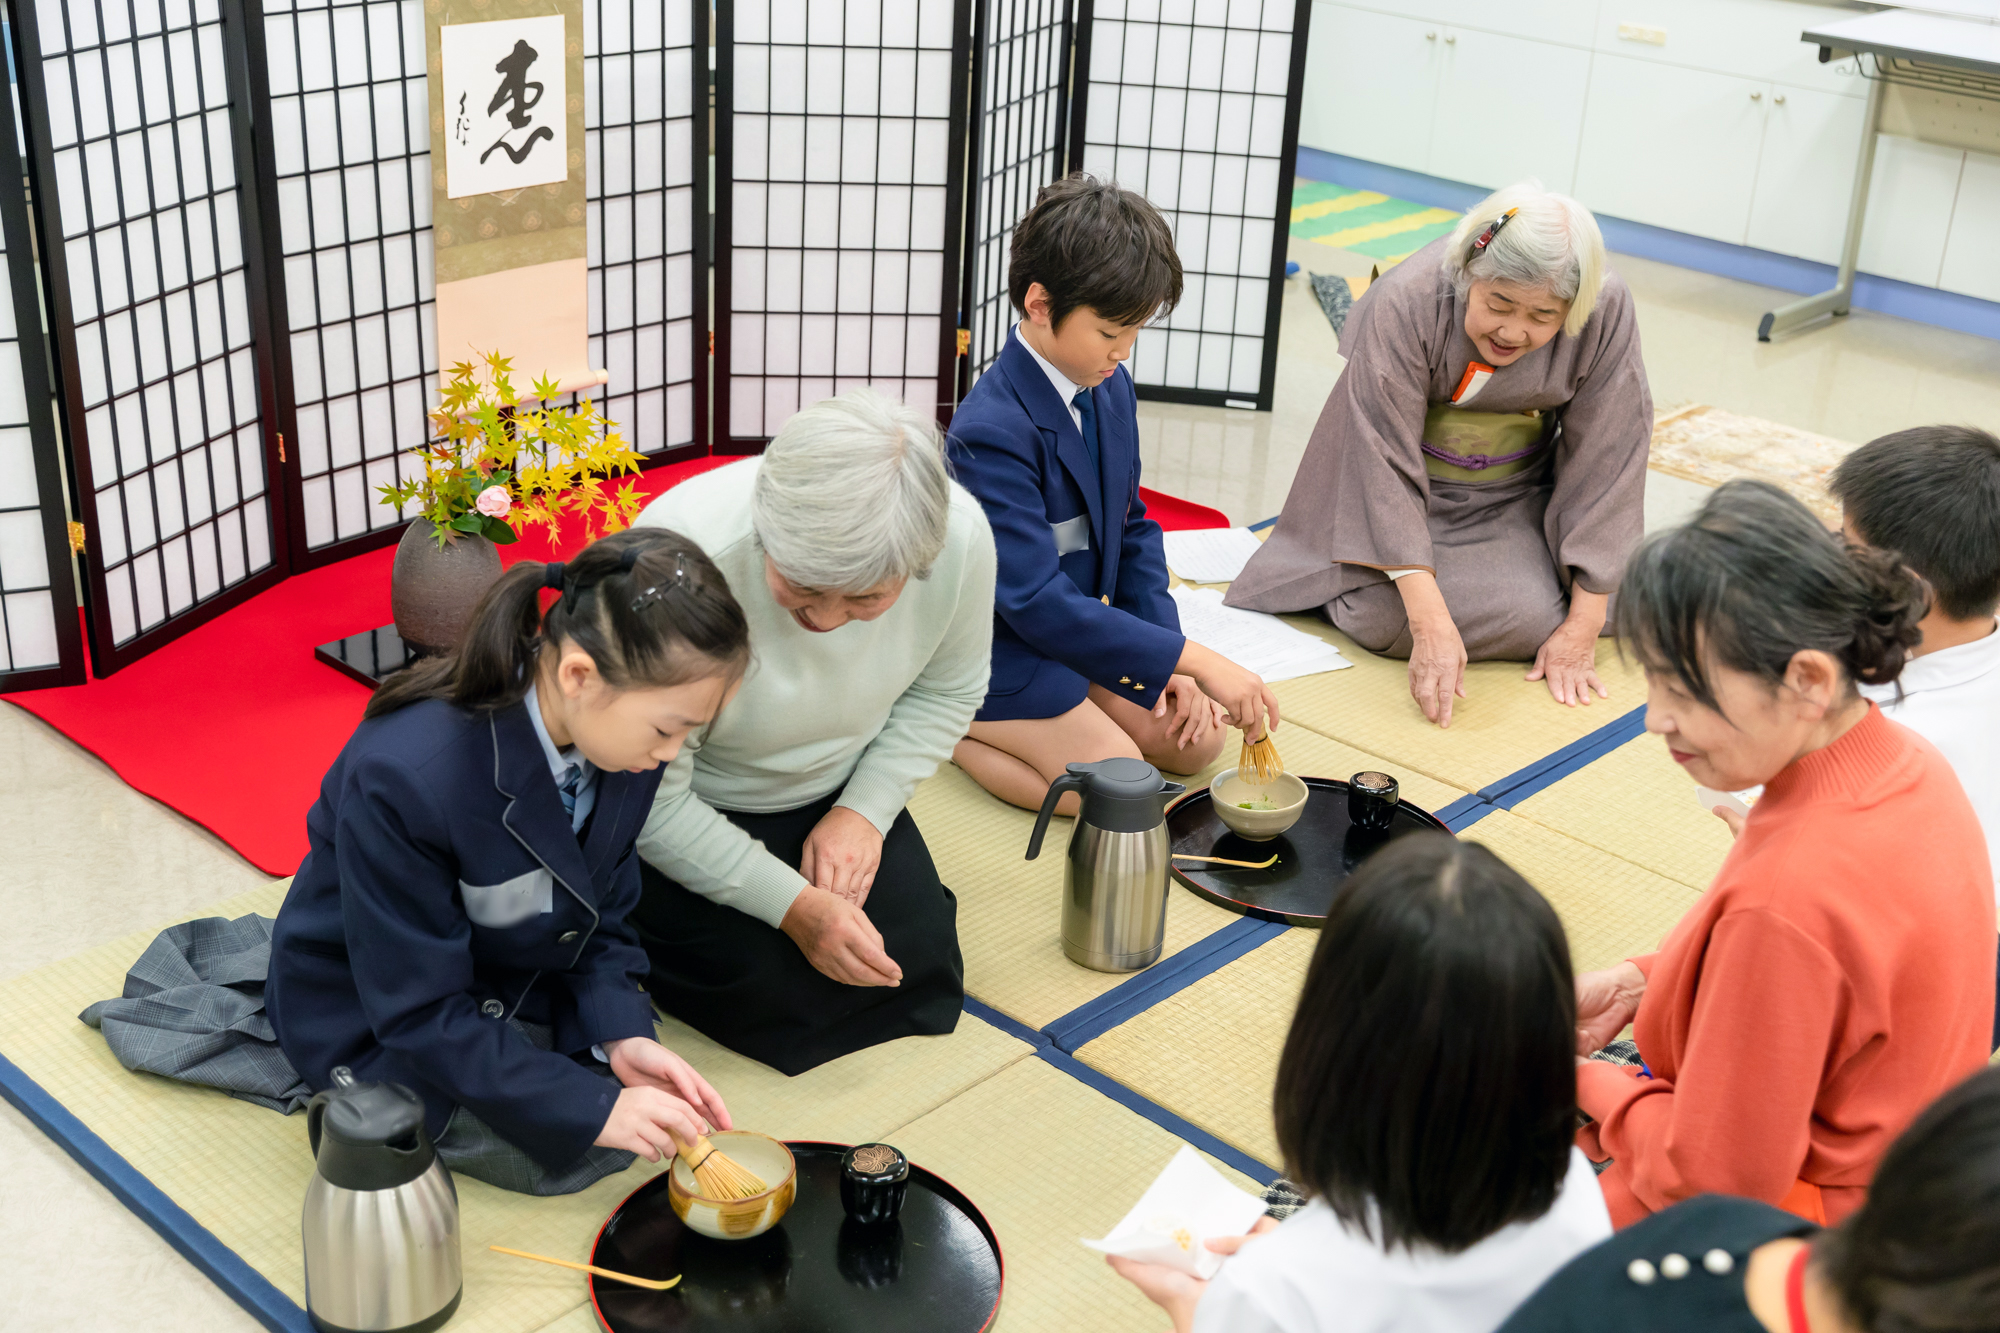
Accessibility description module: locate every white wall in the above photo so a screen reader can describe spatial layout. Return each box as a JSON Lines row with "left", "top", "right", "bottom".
{"left": 1299, "top": 0, "right": 2000, "bottom": 304}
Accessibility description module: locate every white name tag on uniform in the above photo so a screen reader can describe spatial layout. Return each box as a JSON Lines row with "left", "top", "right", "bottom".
{"left": 1051, "top": 514, "right": 1092, "bottom": 556}
{"left": 460, "top": 868, "right": 553, "bottom": 928}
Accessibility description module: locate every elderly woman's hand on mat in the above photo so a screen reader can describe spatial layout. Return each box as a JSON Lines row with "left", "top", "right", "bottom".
{"left": 1179, "top": 642, "right": 1280, "bottom": 742}
{"left": 1153, "top": 675, "right": 1226, "bottom": 750}
{"left": 781, "top": 885, "right": 905, "bottom": 988}
{"left": 800, "top": 804, "right": 884, "bottom": 906}
{"left": 1109, "top": 1217, "right": 1279, "bottom": 1333}
{"left": 1573, "top": 959, "right": 1648, "bottom": 1056}
{"left": 1527, "top": 590, "right": 1611, "bottom": 708}
{"left": 595, "top": 1040, "right": 734, "bottom": 1161}
{"left": 1396, "top": 572, "right": 1468, "bottom": 727}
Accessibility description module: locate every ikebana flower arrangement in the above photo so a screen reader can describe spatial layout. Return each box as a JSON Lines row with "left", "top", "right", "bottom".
{"left": 379, "top": 351, "right": 647, "bottom": 548}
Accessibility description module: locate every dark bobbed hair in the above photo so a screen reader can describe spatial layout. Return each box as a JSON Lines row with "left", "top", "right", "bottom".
{"left": 1272, "top": 833, "right": 1578, "bottom": 1254}
{"left": 364, "top": 527, "right": 750, "bottom": 720}
{"left": 1830, "top": 424, "right": 2000, "bottom": 621}
{"left": 1815, "top": 1065, "right": 2000, "bottom": 1332}
{"left": 1615, "top": 480, "right": 1927, "bottom": 714}
{"left": 1008, "top": 172, "right": 1183, "bottom": 330}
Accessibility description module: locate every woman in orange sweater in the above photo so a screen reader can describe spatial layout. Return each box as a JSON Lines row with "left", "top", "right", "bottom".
{"left": 1574, "top": 480, "right": 1996, "bottom": 1228}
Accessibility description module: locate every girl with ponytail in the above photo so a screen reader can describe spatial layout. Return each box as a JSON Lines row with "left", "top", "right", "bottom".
{"left": 267, "top": 528, "right": 755, "bottom": 1195}
{"left": 1570, "top": 480, "right": 1996, "bottom": 1230}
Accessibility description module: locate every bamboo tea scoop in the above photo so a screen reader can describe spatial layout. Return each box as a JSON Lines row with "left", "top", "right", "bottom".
{"left": 1172, "top": 852, "right": 1280, "bottom": 869}
{"left": 490, "top": 1245, "right": 681, "bottom": 1291}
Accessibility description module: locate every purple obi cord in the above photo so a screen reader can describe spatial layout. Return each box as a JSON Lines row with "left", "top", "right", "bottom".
{"left": 1419, "top": 441, "right": 1545, "bottom": 470}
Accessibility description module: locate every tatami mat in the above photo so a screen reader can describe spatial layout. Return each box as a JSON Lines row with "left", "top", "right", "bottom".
{"left": 1509, "top": 732, "right": 1736, "bottom": 891}
{"left": 1075, "top": 809, "right": 1703, "bottom": 1167}
{"left": 0, "top": 883, "right": 1035, "bottom": 1333}
{"left": 913, "top": 725, "right": 1466, "bottom": 1030}
{"left": 891, "top": 1055, "right": 1262, "bottom": 1333}
{"left": 1268, "top": 613, "right": 1652, "bottom": 795}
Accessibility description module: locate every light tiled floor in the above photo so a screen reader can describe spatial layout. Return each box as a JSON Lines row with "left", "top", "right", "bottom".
{"left": 5, "top": 244, "right": 1998, "bottom": 1330}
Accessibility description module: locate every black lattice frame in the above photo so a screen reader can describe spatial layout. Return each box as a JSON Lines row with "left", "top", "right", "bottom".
{"left": 0, "top": 27, "right": 86, "bottom": 688}
{"left": 11, "top": 0, "right": 294, "bottom": 675}
{"left": 959, "top": 0, "right": 1074, "bottom": 394}
{"left": 1068, "top": 0, "right": 1310, "bottom": 413}
{"left": 714, "top": 0, "right": 974, "bottom": 450}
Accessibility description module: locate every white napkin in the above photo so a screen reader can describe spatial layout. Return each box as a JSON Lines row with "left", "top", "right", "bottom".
{"left": 1080, "top": 1146, "right": 1270, "bottom": 1278}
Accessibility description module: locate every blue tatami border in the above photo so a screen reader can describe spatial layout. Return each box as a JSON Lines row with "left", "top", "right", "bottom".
{"left": 1043, "top": 917, "right": 1289, "bottom": 1053}
{"left": 1295, "top": 146, "right": 2000, "bottom": 344}
{"left": 0, "top": 1051, "right": 311, "bottom": 1333}
{"left": 1036, "top": 1047, "right": 1282, "bottom": 1183}
{"left": 1477, "top": 705, "right": 1649, "bottom": 810}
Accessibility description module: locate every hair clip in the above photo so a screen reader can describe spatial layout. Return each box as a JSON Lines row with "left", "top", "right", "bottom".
{"left": 1469, "top": 207, "right": 1519, "bottom": 259}
{"left": 630, "top": 553, "right": 689, "bottom": 613}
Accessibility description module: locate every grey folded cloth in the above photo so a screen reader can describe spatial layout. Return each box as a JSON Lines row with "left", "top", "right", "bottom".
{"left": 80, "top": 913, "right": 311, "bottom": 1113}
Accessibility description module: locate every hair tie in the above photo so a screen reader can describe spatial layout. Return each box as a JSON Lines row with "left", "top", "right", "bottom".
{"left": 543, "top": 561, "right": 566, "bottom": 592}
{"left": 619, "top": 545, "right": 643, "bottom": 573}
{"left": 1469, "top": 207, "right": 1518, "bottom": 260}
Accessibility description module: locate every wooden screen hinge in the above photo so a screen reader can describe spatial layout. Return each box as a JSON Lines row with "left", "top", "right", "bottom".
{"left": 67, "top": 521, "right": 85, "bottom": 554}
{"left": 956, "top": 328, "right": 970, "bottom": 357}
{"left": 277, "top": 432, "right": 286, "bottom": 463}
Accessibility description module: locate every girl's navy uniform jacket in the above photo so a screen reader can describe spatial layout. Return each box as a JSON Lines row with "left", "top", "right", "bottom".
{"left": 268, "top": 697, "right": 663, "bottom": 1171}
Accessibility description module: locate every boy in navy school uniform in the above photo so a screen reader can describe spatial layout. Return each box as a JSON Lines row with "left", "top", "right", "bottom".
{"left": 947, "top": 173, "right": 1278, "bottom": 812}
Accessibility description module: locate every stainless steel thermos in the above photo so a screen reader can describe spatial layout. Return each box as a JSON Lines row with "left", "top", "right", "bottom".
{"left": 303, "top": 1067, "right": 462, "bottom": 1333}
{"left": 1025, "top": 758, "right": 1186, "bottom": 972}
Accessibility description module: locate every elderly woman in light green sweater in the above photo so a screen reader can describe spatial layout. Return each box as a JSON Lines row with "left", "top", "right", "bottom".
{"left": 630, "top": 388, "right": 997, "bottom": 1074}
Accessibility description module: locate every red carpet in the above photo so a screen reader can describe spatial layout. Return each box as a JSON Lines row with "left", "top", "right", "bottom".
{"left": 4, "top": 466, "right": 1228, "bottom": 875}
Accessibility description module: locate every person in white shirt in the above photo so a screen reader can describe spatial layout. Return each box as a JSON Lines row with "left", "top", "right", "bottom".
{"left": 1830, "top": 424, "right": 2000, "bottom": 1049}
{"left": 1109, "top": 834, "right": 1612, "bottom": 1333}
{"left": 628, "top": 388, "right": 999, "bottom": 1074}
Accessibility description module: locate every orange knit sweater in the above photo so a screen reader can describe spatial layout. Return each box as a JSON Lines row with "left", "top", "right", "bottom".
{"left": 1577, "top": 705, "right": 1996, "bottom": 1228}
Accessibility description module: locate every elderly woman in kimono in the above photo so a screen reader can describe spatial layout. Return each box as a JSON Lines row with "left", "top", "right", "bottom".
{"left": 1227, "top": 182, "right": 1651, "bottom": 727}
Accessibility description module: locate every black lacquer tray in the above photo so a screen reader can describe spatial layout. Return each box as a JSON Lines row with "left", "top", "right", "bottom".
{"left": 1167, "top": 776, "right": 1452, "bottom": 926}
{"left": 587, "top": 1141, "right": 1003, "bottom": 1332}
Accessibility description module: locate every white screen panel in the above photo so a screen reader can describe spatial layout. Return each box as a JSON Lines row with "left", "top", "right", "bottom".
{"left": 966, "top": 0, "right": 1069, "bottom": 380}
{"left": 721, "top": 0, "right": 966, "bottom": 443}
{"left": 1077, "top": 0, "right": 1301, "bottom": 406}
{"left": 29, "top": 0, "right": 278, "bottom": 646}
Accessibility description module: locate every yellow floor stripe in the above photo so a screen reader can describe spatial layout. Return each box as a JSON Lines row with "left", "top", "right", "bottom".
{"left": 1314, "top": 206, "right": 1460, "bottom": 249}
{"left": 1289, "top": 190, "right": 1388, "bottom": 223}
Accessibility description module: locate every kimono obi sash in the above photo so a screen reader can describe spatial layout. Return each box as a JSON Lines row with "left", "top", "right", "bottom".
{"left": 1421, "top": 404, "right": 1547, "bottom": 483}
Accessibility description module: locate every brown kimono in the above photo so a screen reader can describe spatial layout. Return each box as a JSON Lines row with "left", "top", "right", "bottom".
{"left": 1227, "top": 239, "right": 1651, "bottom": 660}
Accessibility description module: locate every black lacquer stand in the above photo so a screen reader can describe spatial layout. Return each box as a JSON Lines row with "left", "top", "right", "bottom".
{"left": 314, "top": 624, "right": 433, "bottom": 687}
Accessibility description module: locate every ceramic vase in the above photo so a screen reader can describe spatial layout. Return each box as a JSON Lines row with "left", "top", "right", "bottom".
{"left": 390, "top": 521, "right": 502, "bottom": 656}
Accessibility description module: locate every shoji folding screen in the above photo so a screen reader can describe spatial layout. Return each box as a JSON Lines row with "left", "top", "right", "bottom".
{"left": 15, "top": 0, "right": 287, "bottom": 670}
{"left": 1072, "top": 0, "right": 1308, "bottom": 411}
{"left": 717, "top": 0, "right": 971, "bottom": 445}
{"left": 962, "top": 0, "right": 1072, "bottom": 381}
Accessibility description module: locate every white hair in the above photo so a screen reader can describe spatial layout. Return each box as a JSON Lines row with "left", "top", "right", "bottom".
{"left": 1441, "top": 180, "right": 1606, "bottom": 337}
{"left": 750, "top": 387, "right": 952, "bottom": 594}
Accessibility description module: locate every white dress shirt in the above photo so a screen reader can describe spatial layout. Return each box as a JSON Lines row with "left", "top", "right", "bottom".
{"left": 1192, "top": 1149, "right": 1612, "bottom": 1333}
{"left": 1860, "top": 620, "right": 2000, "bottom": 900}
{"left": 523, "top": 681, "right": 598, "bottom": 833}
{"left": 1014, "top": 322, "right": 1089, "bottom": 430}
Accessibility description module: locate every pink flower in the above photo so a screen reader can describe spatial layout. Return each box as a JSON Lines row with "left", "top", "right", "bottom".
{"left": 474, "top": 485, "right": 512, "bottom": 518}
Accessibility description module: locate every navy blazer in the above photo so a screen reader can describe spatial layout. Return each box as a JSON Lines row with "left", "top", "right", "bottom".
{"left": 948, "top": 334, "right": 1185, "bottom": 722}
{"left": 268, "top": 697, "right": 662, "bottom": 1171}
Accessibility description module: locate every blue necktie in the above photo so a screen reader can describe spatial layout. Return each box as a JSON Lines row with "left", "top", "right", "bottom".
{"left": 1072, "top": 386, "right": 1100, "bottom": 477}
{"left": 556, "top": 762, "right": 584, "bottom": 828}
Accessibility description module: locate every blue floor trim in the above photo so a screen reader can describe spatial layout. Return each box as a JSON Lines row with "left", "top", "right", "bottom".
{"left": 1477, "top": 706, "right": 1649, "bottom": 810}
{"left": 1042, "top": 917, "right": 1289, "bottom": 1054}
{"left": 1035, "top": 1047, "right": 1282, "bottom": 1184}
{"left": 1295, "top": 146, "right": 2000, "bottom": 343}
{"left": 1435, "top": 792, "right": 1494, "bottom": 832}
{"left": 961, "top": 995, "right": 1050, "bottom": 1050}
{"left": 1248, "top": 515, "right": 1277, "bottom": 532}
{"left": 0, "top": 1051, "right": 311, "bottom": 1333}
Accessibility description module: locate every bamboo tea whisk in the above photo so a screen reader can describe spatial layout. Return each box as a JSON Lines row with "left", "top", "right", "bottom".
{"left": 681, "top": 1134, "right": 769, "bottom": 1201}
{"left": 1237, "top": 730, "right": 1284, "bottom": 785}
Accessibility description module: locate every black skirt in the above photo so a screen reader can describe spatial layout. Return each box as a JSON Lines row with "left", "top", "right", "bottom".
{"left": 631, "top": 790, "right": 965, "bottom": 1075}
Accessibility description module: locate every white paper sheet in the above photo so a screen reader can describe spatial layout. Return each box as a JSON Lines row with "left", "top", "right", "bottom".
{"left": 1162, "top": 525, "right": 1266, "bottom": 584}
{"left": 1080, "top": 1146, "right": 1270, "bottom": 1279}
{"left": 1171, "top": 585, "right": 1351, "bottom": 683}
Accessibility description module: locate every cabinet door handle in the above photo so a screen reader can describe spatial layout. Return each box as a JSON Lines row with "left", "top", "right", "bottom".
{"left": 1773, "top": 93, "right": 1786, "bottom": 105}
{"left": 1749, "top": 91, "right": 1763, "bottom": 101}
{"left": 1424, "top": 30, "right": 1436, "bottom": 39}
{"left": 1444, "top": 33, "right": 1456, "bottom": 43}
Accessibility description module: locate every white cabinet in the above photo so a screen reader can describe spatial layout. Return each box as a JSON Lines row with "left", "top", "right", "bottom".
{"left": 1299, "top": 4, "right": 1443, "bottom": 173}
{"left": 1356, "top": 0, "right": 1600, "bottom": 49}
{"left": 1746, "top": 85, "right": 1868, "bottom": 265}
{"left": 1428, "top": 27, "right": 1592, "bottom": 193}
{"left": 1856, "top": 137, "right": 1967, "bottom": 288}
{"left": 1573, "top": 53, "right": 1770, "bottom": 243}
{"left": 1590, "top": 0, "right": 1867, "bottom": 97}
{"left": 1939, "top": 149, "right": 2000, "bottom": 303}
